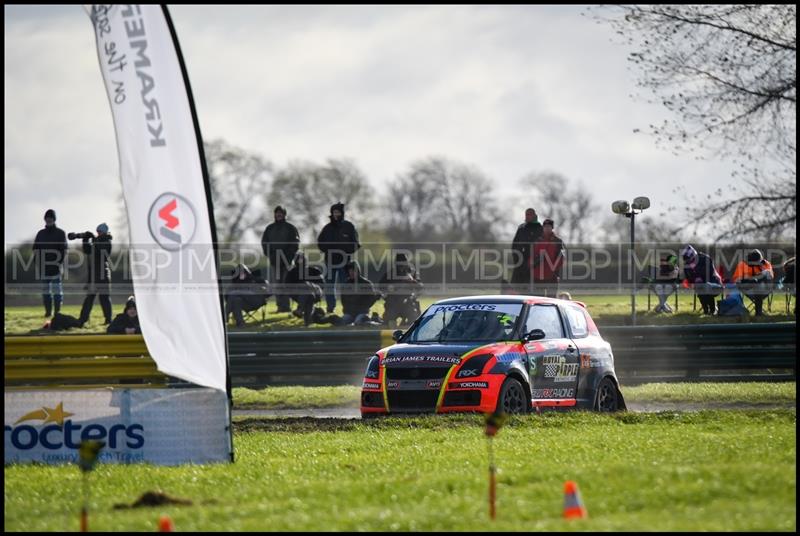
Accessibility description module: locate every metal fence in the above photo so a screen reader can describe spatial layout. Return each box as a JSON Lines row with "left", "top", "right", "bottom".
{"left": 5, "top": 323, "right": 796, "bottom": 388}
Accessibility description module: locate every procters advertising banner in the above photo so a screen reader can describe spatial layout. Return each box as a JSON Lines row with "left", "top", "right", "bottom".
{"left": 86, "top": 5, "right": 227, "bottom": 393}
{"left": 4, "top": 389, "right": 231, "bottom": 465}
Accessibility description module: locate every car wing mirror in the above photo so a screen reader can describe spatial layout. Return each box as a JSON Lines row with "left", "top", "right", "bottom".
{"left": 524, "top": 329, "right": 546, "bottom": 342}
{"left": 392, "top": 329, "right": 404, "bottom": 342}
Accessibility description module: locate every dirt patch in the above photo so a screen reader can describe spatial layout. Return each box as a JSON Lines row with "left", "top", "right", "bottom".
{"left": 113, "top": 491, "right": 193, "bottom": 509}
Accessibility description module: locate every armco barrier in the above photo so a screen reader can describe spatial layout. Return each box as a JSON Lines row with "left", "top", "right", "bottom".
{"left": 4, "top": 323, "right": 796, "bottom": 388}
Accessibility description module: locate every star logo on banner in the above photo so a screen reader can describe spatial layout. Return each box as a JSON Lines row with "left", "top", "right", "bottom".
{"left": 14, "top": 402, "right": 75, "bottom": 426}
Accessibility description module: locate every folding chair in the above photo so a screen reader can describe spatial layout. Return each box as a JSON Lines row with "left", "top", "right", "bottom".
{"left": 647, "top": 282, "right": 679, "bottom": 311}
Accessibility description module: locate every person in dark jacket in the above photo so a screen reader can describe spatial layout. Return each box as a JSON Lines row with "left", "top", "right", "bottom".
{"left": 339, "top": 260, "right": 382, "bottom": 325}
{"left": 225, "top": 264, "right": 271, "bottom": 327}
{"left": 260, "top": 205, "right": 300, "bottom": 313}
{"left": 284, "top": 251, "right": 325, "bottom": 326}
{"left": 317, "top": 202, "right": 360, "bottom": 313}
{"left": 107, "top": 296, "right": 141, "bottom": 334}
{"left": 380, "top": 253, "right": 423, "bottom": 328}
{"left": 78, "top": 223, "right": 113, "bottom": 326}
{"left": 32, "top": 209, "right": 67, "bottom": 317}
{"left": 510, "top": 208, "right": 543, "bottom": 291}
{"left": 680, "top": 244, "right": 723, "bottom": 315}
{"left": 642, "top": 254, "right": 680, "bottom": 313}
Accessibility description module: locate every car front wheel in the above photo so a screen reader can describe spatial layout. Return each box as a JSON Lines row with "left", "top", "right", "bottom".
{"left": 595, "top": 377, "right": 620, "bottom": 412}
{"left": 496, "top": 377, "right": 527, "bottom": 414}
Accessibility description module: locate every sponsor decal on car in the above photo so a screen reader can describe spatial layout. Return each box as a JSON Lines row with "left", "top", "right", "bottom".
{"left": 494, "top": 351, "right": 526, "bottom": 363}
{"left": 532, "top": 388, "right": 575, "bottom": 398}
{"left": 362, "top": 381, "right": 382, "bottom": 390}
{"left": 426, "top": 380, "right": 442, "bottom": 389}
{"left": 383, "top": 355, "right": 461, "bottom": 365}
{"left": 449, "top": 381, "right": 489, "bottom": 389}
{"left": 580, "top": 354, "right": 591, "bottom": 369}
{"left": 386, "top": 381, "right": 400, "bottom": 389}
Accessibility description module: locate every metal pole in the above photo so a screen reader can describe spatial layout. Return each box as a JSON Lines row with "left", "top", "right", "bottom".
{"left": 630, "top": 211, "right": 636, "bottom": 326}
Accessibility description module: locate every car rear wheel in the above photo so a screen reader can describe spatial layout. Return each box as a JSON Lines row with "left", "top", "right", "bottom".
{"left": 595, "top": 377, "right": 620, "bottom": 412}
{"left": 496, "top": 377, "right": 527, "bottom": 414}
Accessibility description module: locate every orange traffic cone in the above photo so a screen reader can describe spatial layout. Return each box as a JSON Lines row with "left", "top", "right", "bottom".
{"left": 158, "top": 515, "right": 174, "bottom": 532}
{"left": 563, "top": 481, "right": 587, "bottom": 519}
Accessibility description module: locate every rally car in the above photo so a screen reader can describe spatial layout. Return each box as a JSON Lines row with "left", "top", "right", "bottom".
{"left": 361, "top": 296, "right": 625, "bottom": 417}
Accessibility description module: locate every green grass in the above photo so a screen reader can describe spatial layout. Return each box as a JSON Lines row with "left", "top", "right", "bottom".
{"left": 4, "top": 291, "right": 795, "bottom": 335}
{"left": 231, "top": 382, "right": 796, "bottom": 410}
{"left": 3, "top": 410, "right": 795, "bottom": 531}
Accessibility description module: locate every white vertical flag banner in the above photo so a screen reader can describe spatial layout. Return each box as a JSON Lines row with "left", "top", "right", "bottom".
{"left": 86, "top": 5, "right": 227, "bottom": 392}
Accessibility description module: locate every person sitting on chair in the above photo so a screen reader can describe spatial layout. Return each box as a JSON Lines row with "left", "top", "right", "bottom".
{"left": 642, "top": 254, "right": 680, "bottom": 313}
{"left": 339, "top": 260, "right": 383, "bottom": 326}
{"left": 284, "top": 251, "right": 325, "bottom": 326}
{"left": 107, "top": 296, "right": 141, "bottom": 335}
{"left": 380, "top": 253, "right": 423, "bottom": 328}
{"left": 732, "top": 249, "right": 774, "bottom": 316}
{"left": 680, "top": 245, "right": 723, "bottom": 315}
{"left": 225, "top": 264, "right": 271, "bottom": 327}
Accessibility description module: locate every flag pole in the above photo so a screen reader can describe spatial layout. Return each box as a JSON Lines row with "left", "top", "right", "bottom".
{"left": 160, "top": 4, "right": 234, "bottom": 462}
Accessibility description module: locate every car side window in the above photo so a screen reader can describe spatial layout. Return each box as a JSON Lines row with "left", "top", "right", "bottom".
{"left": 525, "top": 305, "right": 564, "bottom": 339}
{"left": 565, "top": 306, "right": 588, "bottom": 338}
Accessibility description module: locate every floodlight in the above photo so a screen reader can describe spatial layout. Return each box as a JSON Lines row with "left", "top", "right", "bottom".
{"left": 632, "top": 196, "right": 651, "bottom": 211}
{"left": 611, "top": 200, "right": 630, "bottom": 215}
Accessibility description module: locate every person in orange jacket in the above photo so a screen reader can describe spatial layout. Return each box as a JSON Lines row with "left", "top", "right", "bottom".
{"left": 732, "top": 249, "right": 774, "bottom": 316}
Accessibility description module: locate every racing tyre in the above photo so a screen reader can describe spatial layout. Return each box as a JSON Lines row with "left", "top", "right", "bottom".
{"left": 496, "top": 377, "right": 527, "bottom": 414}
{"left": 594, "top": 377, "right": 620, "bottom": 412}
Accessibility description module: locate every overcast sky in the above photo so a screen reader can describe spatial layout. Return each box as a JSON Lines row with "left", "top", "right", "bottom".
{"left": 4, "top": 4, "right": 738, "bottom": 247}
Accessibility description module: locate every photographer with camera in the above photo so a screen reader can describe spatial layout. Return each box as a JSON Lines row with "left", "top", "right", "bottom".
{"left": 73, "top": 223, "right": 113, "bottom": 326}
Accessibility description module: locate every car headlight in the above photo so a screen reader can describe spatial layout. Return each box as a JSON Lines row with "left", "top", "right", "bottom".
{"left": 455, "top": 353, "right": 493, "bottom": 378}
{"left": 364, "top": 355, "right": 380, "bottom": 379}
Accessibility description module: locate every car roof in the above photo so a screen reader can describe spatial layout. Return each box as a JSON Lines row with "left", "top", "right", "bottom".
{"left": 432, "top": 295, "right": 586, "bottom": 308}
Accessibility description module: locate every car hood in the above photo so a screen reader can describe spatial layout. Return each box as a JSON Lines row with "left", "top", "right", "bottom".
{"left": 380, "top": 343, "right": 482, "bottom": 367}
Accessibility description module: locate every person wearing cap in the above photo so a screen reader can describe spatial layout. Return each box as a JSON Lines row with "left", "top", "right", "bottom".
{"left": 78, "top": 223, "right": 113, "bottom": 326}
{"left": 680, "top": 244, "right": 723, "bottom": 315}
{"left": 380, "top": 252, "right": 424, "bottom": 328}
{"left": 260, "top": 206, "right": 300, "bottom": 313}
{"left": 32, "top": 209, "right": 68, "bottom": 317}
{"left": 317, "top": 202, "right": 360, "bottom": 313}
{"left": 339, "top": 260, "right": 382, "bottom": 326}
{"left": 732, "top": 249, "right": 774, "bottom": 316}
{"left": 531, "top": 218, "right": 565, "bottom": 297}
{"left": 107, "top": 296, "right": 141, "bottom": 334}
{"left": 510, "top": 208, "right": 543, "bottom": 291}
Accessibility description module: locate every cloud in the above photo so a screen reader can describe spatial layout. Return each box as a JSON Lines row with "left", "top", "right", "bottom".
{"left": 4, "top": 5, "right": 738, "bottom": 248}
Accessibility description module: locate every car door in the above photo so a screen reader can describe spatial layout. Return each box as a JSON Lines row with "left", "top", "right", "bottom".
{"left": 522, "top": 304, "right": 580, "bottom": 405}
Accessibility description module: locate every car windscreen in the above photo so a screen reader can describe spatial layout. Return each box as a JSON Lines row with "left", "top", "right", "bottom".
{"left": 404, "top": 303, "right": 523, "bottom": 343}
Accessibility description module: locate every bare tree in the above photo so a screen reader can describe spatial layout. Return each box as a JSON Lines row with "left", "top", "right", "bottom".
{"left": 518, "top": 171, "right": 600, "bottom": 244}
{"left": 596, "top": 4, "right": 796, "bottom": 240}
{"left": 383, "top": 157, "right": 499, "bottom": 242}
{"left": 268, "top": 158, "right": 376, "bottom": 240}
{"left": 204, "top": 139, "right": 272, "bottom": 244}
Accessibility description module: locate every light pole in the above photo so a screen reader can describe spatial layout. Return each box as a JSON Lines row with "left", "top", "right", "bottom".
{"left": 611, "top": 197, "right": 650, "bottom": 325}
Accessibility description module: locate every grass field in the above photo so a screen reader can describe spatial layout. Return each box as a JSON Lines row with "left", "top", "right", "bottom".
{"left": 232, "top": 382, "right": 797, "bottom": 409}
{"left": 3, "top": 410, "right": 795, "bottom": 531}
{"left": 4, "top": 291, "right": 795, "bottom": 335}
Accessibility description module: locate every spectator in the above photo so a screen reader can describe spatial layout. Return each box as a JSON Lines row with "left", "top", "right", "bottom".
{"left": 78, "top": 223, "right": 113, "bottom": 326}
{"left": 317, "top": 202, "right": 360, "bottom": 313}
{"left": 680, "top": 244, "right": 723, "bottom": 315}
{"left": 642, "top": 254, "right": 680, "bottom": 313}
{"left": 510, "top": 208, "right": 543, "bottom": 290}
{"left": 225, "top": 264, "right": 271, "bottom": 327}
{"left": 261, "top": 205, "right": 300, "bottom": 313}
{"left": 380, "top": 253, "right": 423, "bottom": 328}
{"left": 32, "top": 209, "right": 67, "bottom": 318}
{"left": 284, "top": 251, "right": 324, "bottom": 326}
{"left": 339, "top": 260, "right": 382, "bottom": 326}
{"left": 531, "top": 218, "right": 565, "bottom": 297}
{"left": 732, "top": 249, "right": 774, "bottom": 316}
{"left": 107, "top": 296, "right": 141, "bottom": 335}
